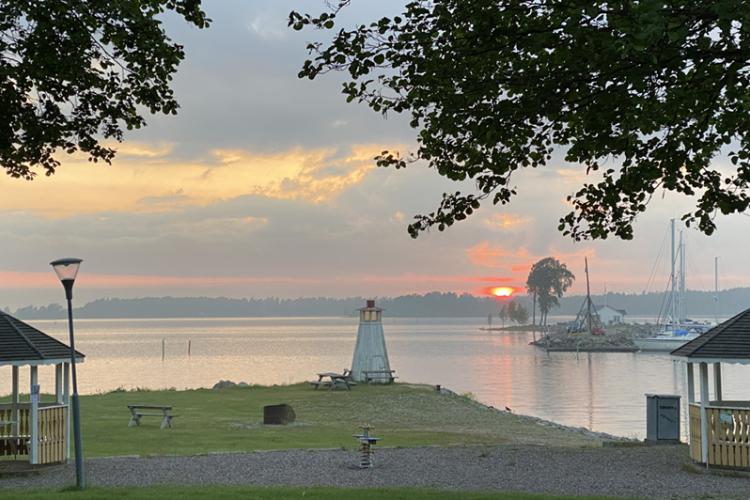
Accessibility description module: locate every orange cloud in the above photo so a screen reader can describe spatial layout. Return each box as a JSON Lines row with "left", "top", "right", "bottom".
{"left": 0, "top": 271, "right": 320, "bottom": 289}
{"left": 110, "top": 141, "right": 174, "bottom": 158}
{"left": 466, "top": 241, "right": 531, "bottom": 268}
{"left": 0, "top": 270, "right": 520, "bottom": 292}
{"left": 484, "top": 213, "right": 533, "bottom": 231}
{"left": 467, "top": 241, "right": 597, "bottom": 271}
{"left": 0, "top": 143, "right": 393, "bottom": 217}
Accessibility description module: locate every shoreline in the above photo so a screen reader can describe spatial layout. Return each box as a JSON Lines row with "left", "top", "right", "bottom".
{"left": 435, "top": 385, "right": 635, "bottom": 443}
{"left": 530, "top": 344, "right": 639, "bottom": 353}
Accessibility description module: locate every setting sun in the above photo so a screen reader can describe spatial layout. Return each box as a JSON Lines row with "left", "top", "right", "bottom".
{"left": 490, "top": 286, "right": 515, "bottom": 297}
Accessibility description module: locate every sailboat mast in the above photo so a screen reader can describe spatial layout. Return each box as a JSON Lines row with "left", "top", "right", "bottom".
{"left": 670, "top": 218, "right": 676, "bottom": 324}
{"left": 715, "top": 256, "right": 719, "bottom": 322}
{"left": 679, "top": 231, "right": 686, "bottom": 322}
{"left": 585, "top": 257, "right": 592, "bottom": 335}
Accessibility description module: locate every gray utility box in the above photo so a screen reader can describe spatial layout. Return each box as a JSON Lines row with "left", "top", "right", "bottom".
{"left": 646, "top": 394, "right": 681, "bottom": 443}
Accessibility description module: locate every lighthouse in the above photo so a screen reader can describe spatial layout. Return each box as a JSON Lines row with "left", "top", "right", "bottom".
{"left": 350, "top": 300, "right": 391, "bottom": 383}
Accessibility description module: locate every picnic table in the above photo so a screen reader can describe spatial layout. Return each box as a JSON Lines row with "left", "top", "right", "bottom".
{"left": 363, "top": 370, "right": 397, "bottom": 384}
{"left": 310, "top": 372, "right": 354, "bottom": 391}
{"left": 127, "top": 404, "right": 174, "bottom": 429}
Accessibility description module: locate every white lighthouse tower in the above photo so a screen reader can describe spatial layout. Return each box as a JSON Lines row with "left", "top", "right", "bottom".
{"left": 350, "top": 300, "right": 391, "bottom": 383}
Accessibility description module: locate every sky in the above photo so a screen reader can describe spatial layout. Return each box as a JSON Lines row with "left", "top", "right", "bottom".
{"left": 1, "top": 0, "right": 749, "bottom": 309}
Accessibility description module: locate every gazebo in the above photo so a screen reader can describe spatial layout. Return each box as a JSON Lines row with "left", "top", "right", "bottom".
{"left": 0, "top": 311, "right": 84, "bottom": 465}
{"left": 671, "top": 309, "right": 750, "bottom": 469}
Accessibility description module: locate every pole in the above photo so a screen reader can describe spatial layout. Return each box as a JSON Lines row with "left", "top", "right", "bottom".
{"left": 531, "top": 291, "right": 536, "bottom": 342}
{"left": 714, "top": 257, "right": 719, "bottom": 322}
{"left": 670, "top": 219, "right": 676, "bottom": 324}
{"left": 679, "top": 231, "right": 686, "bottom": 322}
{"left": 64, "top": 285, "right": 85, "bottom": 489}
{"left": 585, "top": 258, "right": 592, "bottom": 335}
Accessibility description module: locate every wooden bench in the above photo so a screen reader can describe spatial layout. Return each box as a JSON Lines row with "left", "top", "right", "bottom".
{"left": 363, "top": 370, "right": 397, "bottom": 384}
{"left": 127, "top": 405, "right": 174, "bottom": 429}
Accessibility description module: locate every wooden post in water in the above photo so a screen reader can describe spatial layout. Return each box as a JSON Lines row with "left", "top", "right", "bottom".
{"left": 161, "top": 339, "right": 165, "bottom": 361}
{"left": 532, "top": 291, "right": 537, "bottom": 342}
{"left": 188, "top": 340, "right": 192, "bottom": 357}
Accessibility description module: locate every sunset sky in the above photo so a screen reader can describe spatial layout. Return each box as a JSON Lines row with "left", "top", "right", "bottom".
{"left": 1, "top": 0, "right": 748, "bottom": 309}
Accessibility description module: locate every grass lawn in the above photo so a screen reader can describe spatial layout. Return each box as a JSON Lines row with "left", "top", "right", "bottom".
{"left": 0, "top": 486, "right": 631, "bottom": 500}
{"left": 58, "top": 383, "right": 600, "bottom": 457}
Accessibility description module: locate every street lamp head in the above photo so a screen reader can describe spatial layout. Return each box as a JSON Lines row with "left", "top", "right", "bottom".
{"left": 50, "top": 258, "right": 83, "bottom": 299}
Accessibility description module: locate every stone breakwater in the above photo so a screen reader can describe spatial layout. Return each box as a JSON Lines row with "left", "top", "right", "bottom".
{"left": 529, "top": 322, "right": 657, "bottom": 352}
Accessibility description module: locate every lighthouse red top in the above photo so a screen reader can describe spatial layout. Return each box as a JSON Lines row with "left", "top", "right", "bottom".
{"left": 359, "top": 299, "right": 383, "bottom": 312}
{"left": 359, "top": 299, "right": 383, "bottom": 322}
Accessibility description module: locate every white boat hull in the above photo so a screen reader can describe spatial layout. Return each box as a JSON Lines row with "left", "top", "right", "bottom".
{"left": 634, "top": 335, "right": 698, "bottom": 352}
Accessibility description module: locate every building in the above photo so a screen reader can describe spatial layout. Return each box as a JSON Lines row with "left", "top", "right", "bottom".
{"left": 0, "top": 311, "right": 84, "bottom": 465}
{"left": 595, "top": 305, "right": 627, "bottom": 325}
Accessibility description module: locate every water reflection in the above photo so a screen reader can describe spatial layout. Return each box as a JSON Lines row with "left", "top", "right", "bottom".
{"left": 3, "top": 316, "right": 749, "bottom": 439}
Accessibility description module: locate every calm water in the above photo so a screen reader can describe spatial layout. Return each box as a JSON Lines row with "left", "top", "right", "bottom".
{"left": 6, "top": 316, "right": 748, "bottom": 439}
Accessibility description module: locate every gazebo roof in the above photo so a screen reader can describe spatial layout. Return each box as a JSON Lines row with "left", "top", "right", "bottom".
{"left": 671, "top": 308, "right": 750, "bottom": 361}
{"left": 0, "top": 311, "right": 84, "bottom": 365}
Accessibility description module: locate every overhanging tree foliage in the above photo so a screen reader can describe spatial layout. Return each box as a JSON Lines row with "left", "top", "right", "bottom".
{"left": 291, "top": 1, "right": 750, "bottom": 240}
{"left": 0, "top": 1, "right": 209, "bottom": 179}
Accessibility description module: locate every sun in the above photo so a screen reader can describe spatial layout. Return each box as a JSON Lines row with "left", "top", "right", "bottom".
{"left": 490, "top": 287, "right": 514, "bottom": 298}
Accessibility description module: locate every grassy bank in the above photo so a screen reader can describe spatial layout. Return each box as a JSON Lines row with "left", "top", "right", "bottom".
{"left": 65, "top": 383, "right": 599, "bottom": 457}
{"left": 0, "top": 486, "right": 630, "bottom": 500}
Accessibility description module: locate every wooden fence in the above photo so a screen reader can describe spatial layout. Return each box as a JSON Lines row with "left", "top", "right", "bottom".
{"left": 689, "top": 402, "right": 750, "bottom": 468}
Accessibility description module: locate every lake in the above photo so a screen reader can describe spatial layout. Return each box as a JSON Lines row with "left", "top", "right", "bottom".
{"left": 5, "top": 316, "right": 746, "bottom": 439}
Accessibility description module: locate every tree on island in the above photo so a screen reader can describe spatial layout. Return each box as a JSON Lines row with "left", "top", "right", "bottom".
{"left": 499, "top": 300, "right": 530, "bottom": 326}
{"left": 0, "top": 2, "right": 209, "bottom": 178}
{"left": 510, "top": 301, "right": 530, "bottom": 325}
{"left": 526, "top": 258, "right": 575, "bottom": 326}
{"left": 291, "top": 1, "right": 750, "bottom": 241}
{"left": 498, "top": 305, "right": 508, "bottom": 327}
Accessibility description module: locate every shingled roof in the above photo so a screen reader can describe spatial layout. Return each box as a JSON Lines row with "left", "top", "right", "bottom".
{"left": 671, "top": 308, "right": 750, "bottom": 360}
{"left": 0, "top": 311, "right": 84, "bottom": 364}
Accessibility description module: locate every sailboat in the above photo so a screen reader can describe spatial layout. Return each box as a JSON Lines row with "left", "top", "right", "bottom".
{"left": 634, "top": 220, "right": 712, "bottom": 352}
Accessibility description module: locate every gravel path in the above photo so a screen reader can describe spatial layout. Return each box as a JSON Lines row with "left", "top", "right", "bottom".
{"left": 3, "top": 445, "right": 748, "bottom": 498}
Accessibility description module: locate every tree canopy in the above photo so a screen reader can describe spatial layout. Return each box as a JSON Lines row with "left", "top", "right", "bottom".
{"left": 526, "top": 257, "right": 575, "bottom": 325}
{"left": 291, "top": 1, "right": 750, "bottom": 240}
{"left": 0, "top": 1, "right": 209, "bottom": 179}
{"left": 500, "top": 300, "right": 529, "bottom": 325}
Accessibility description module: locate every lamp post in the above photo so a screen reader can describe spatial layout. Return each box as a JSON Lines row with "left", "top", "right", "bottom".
{"left": 50, "top": 258, "right": 85, "bottom": 489}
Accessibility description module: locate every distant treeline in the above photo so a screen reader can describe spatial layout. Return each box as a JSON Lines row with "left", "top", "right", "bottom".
{"left": 10, "top": 293, "right": 502, "bottom": 319}
{"left": 6, "top": 288, "right": 750, "bottom": 320}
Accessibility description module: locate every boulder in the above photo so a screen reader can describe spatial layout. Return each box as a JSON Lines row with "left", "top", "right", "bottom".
{"left": 263, "top": 404, "right": 296, "bottom": 425}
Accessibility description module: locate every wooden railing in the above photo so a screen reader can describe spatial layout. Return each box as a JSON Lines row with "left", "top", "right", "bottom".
{"left": 0, "top": 405, "right": 30, "bottom": 437}
{"left": 689, "top": 402, "right": 750, "bottom": 468}
{"left": 37, "top": 405, "right": 67, "bottom": 464}
{"left": 0, "top": 405, "right": 30, "bottom": 457}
